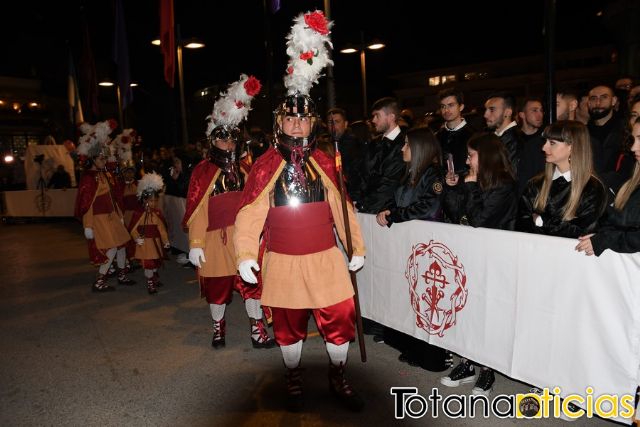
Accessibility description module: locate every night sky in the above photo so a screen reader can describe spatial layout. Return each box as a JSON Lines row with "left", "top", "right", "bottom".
{"left": 1, "top": 0, "right": 617, "bottom": 144}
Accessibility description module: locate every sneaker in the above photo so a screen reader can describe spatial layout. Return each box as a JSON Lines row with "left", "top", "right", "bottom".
{"left": 440, "top": 360, "right": 475, "bottom": 387}
{"left": 471, "top": 368, "right": 495, "bottom": 396}
{"left": 372, "top": 334, "right": 385, "bottom": 344}
{"left": 175, "top": 253, "right": 189, "bottom": 265}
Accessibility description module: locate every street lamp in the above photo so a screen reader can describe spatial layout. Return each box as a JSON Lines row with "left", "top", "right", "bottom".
{"left": 340, "top": 32, "right": 385, "bottom": 119}
{"left": 153, "top": 33, "right": 205, "bottom": 146}
{"left": 99, "top": 79, "right": 124, "bottom": 127}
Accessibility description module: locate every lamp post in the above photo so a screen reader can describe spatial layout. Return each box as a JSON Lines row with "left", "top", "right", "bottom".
{"left": 99, "top": 80, "right": 138, "bottom": 128}
{"left": 152, "top": 31, "right": 205, "bottom": 146}
{"left": 98, "top": 80, "right": 123, "bottom": 126}
{"left": 340, "top": 31, "right": 385, "bottom": 119}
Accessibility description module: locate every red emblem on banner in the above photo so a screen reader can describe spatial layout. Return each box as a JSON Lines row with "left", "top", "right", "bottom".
{"left": 406, "top": 240, "right": 467, "bottom": 336}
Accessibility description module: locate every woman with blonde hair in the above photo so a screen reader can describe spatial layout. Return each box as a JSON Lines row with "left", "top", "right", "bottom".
{"left": 517, "top": 120, "right": 607, "bottom": 238}
{"left": 576, "top": 118, "right": 640, "bottom": 256}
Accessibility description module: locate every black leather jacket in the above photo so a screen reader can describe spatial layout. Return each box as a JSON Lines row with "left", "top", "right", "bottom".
{"left": 517, "top": 175, "right": 607, "bottom": 238}
{"left": 358, "top": 130, "right": 406, "bottom": 213}
{"left": 436, "top": 123, "right": 475, "bottom": 174}
{"left": 498, "top": 126, "right": 523, "bottom": 176}
{"left": 443, "top": 177, "right": 518, "bottom": 230}
{"left": 383, "top": 166, "right": 444, "bottom": 226}
{"left": 591, "top": 187, "right": 640, "bottom": 256}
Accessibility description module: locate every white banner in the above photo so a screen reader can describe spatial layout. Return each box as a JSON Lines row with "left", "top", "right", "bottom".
{"left": 24, "top": 145, "right": 76, "bottom": 190}
{"left": 2, "top": 189, "right": 77, "bottom": 217}
{"left": 356, "top": 213, "right": 640, "bottom": 423}
{"left": 162, "top": 194, "right": 189, "bottom": 253}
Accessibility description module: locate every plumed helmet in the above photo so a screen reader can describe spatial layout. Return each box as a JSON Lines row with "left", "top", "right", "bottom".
{"left": 273, "top": 93, "right": 319, "bottom": 153}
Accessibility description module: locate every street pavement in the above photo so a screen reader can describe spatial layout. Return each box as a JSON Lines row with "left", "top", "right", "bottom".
{"left": 0, "top": 219, "right": 620, "bottom": 426}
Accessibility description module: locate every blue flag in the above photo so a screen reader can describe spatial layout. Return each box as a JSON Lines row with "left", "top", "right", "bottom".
{"left": 271, "top": 0, "right": 281, "bottom": 14}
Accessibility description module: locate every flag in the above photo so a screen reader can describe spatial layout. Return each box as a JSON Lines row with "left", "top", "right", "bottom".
{"left": 68, "top": 49, "right": 84, "bottom": 126}
{"left": 79, "top": 12, "right": 99, "bottom": 119}
{"left": 159, "top": 0, "right": 175, "bottom": 87}
{"left": 113, "top": 0, "right": 133, "bottom": 108}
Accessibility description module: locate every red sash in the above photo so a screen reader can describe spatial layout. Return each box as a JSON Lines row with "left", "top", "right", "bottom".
{"left": 123, "top": 194, "right": 139, "bottom": 211}
{"left": 137, "top": 224, "right": 161, "bottom": 238}
{"left": 207, "top": 191, "right": 243, "bottom": 231}
{"left": 93, "top": 193, "right": 114, "bottom": 215}
{"left": 265, "top": 201, "right": 335, "bottom": 255}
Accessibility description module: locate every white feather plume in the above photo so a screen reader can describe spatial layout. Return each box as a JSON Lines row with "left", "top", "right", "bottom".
{"left": 113, "top": 129, "right": 135, "bottom": 163}
{"left": 206, "top": 74, "right": 261, "bottom": 136}
{"left": 76, "top": 120, "right": 116, "bottom": 158}
{"left": 137, "top": 172, "right": 164, "bottom": 199}
{"left": 283, "top": 11, "right": 333, "bottom": 96}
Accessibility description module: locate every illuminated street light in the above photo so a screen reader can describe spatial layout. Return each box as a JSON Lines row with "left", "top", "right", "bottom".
{"left": 99, "top": 81, "right": 114, "bottom": 87}
{"left": 340, "top": 32, "right": 385, "bottom": 118}
{"left": 152, "top": 33, "right": 206, "bottom": 145}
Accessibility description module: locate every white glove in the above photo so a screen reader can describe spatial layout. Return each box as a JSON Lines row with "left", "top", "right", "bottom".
{"left": 238, "top": 259, "right": 260, "bottom": 284}
{"left": 84, "top": 227, "right": 94, "bottom": 240}
{"left": 189, "top": 248, "right": 206, "bottom": 268}
{"left": 348, "top": 255, "right": 365, "bottom": 272}
{"left": 135, "top": 238, "right": 144, "bottom": 246}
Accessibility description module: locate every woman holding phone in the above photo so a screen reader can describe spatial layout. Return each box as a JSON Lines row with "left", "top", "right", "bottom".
{"left": 440, "top": 132, "right": 518, "bottom": 396}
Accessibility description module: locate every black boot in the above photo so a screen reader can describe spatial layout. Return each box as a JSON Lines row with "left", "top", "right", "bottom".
{"left": 250, "top": 319, "right": 277, "bottom": 349}
{"left": 105, "top": 264, "right": 117, "bottom": 278}
{"left": 92, "top": 274, "right": 115, "bottom": 293}
{"left": 285, "top": 366, "right": 304, "bottom": 412}
{"left": 211, "top": 318, "right": 226, "bottom": 349}
{"left": 117, "top": 269, "right": 135, "bottom": 285}
{"left": 153, "top": 272, "right": 164, "bottom": 287}
{"left": 146, "top": 278, "right": 157, "bottom": 295}
{"left": 328, "top": 362, "right": 364, "bottom": 412}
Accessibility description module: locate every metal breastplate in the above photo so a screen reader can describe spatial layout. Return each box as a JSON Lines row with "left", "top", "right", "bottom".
{"left": 211, "top": 167, "right": 245, "bottom": 196}
{"left": 271, "top": 160, "right": 327, "bottom": 207}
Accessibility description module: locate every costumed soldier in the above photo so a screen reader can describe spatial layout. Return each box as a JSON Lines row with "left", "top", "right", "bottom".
{"left": 113, "top": 129, "right": 139, "bottom": 272}
{"left": 183, "top": 74, "right": 276, "bottom": 349}
{"left": 129, "top": 172, "right": 170, "bottom": 294}
{"left": 74, "top": 120, "right": 135, "bottom": 292}
{"left": 233, "top": 11, "right": 366, "bottom": 412}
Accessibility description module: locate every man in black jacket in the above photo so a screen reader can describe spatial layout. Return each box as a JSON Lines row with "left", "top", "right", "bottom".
{"left": 358, "top": 97, "right": 405, "bottom": 214}
{"left": 587, "top": 84, "right": 626, "bottom": 175}
{"left": 484, "top": 91, "right": 522, "bottom": 176}
{"left": 435, "top": 88, "right": 475, "bottom": 175}
{"left": 516, "top": 97, "right": 545, "bottom": 194}
{"left": 327, "top": 107, "right": 364, "bottom": 202}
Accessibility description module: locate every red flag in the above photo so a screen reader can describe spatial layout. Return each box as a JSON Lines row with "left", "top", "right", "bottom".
{"left": 159, "top": 0, "right": 175, "bottom": 88}
{"left": 79, "top": 13, "right": 100, "bottom": 119}
{"left": 113, "top": 0, "right": 133, "bottom": 108}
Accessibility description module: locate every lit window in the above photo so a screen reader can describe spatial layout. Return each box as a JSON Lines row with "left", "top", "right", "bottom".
{"left": 428, "top": 76, "right": 440, "bottom": 86}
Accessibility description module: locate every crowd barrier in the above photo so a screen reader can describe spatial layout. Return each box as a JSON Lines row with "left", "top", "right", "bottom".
{"left": 356, "top": 213, "right": 640, "bottom": 424}
{"left": 1, "top": 188, "right": 77, "bottom": 217}
{"left": 162, "top": 194, "right": 189, "bottom": 253}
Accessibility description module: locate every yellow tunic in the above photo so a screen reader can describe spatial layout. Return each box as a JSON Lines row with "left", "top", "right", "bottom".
{"left": 82, "top": 173, "right": 131, "bottom": 250}
{"left": 187, "top": 168, "right": 249, "bottom": 278}
{"left": 122, "top": 182, "right": 138, "bottom": 228}
{"left": 130, "top": 210, "right": 169, "bottom": 261}
{"left": 234, "top": 158, "right": 366, "bottom": 309}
